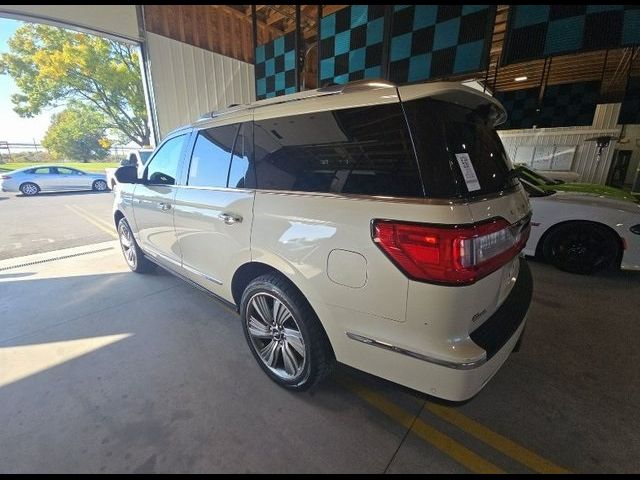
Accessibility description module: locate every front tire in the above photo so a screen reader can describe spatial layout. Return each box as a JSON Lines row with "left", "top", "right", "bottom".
{"left": 92, "top": 180, "right": 108, "bottom": 192}
{"left": 542, "top": 222, "right": 620, "bottom": 274}
{"left": 240, "top": 273, "right": 334, "bottom": 391}
{"left": 117, "top": 218, "right": 155, "bottom": 273}
{"left": 20, "top": 182, "right": 40, "bottom": 196}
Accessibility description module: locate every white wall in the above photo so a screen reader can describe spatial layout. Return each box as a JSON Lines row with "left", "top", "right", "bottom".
{"left": 146, "top": 32, "right": 255, "bottom": 139}
{"left": 1, "top": 5, "right": 140, "bottom": 41}
{"left": 499, "top": 104, "right": 622, "bottom": 184}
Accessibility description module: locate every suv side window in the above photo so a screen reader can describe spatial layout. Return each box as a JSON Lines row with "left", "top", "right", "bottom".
{"left": 146, "top": 134, "right": 186, "bottom": 186}
{"left": 188, "top": 124, "right": 238, "bottom": 188}
{"left": 228, "top": 123, "right": 253, "bottom": 189}
{"left": 253, "top": 104, "right": 422, "bottom": 197}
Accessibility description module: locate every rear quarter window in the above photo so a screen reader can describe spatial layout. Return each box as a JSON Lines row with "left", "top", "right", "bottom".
{"left": 253, "top": 103, "right": 423, "bottom": 198}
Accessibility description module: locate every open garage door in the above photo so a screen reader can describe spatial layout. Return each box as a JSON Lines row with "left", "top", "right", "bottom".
{"left": 1, "top": 5, "right": 256, "bottom": 143}
{"left": 0, "top": 5, "right": 141, "bottom": 41}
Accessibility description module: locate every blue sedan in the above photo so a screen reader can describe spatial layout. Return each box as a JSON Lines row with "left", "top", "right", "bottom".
{"left": 0, "top": 165, "right": 108, "bottom": 195}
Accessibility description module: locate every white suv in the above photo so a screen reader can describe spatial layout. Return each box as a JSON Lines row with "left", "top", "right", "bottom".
{"left": 113, "top": 80, "right": 532, "bottom": 401}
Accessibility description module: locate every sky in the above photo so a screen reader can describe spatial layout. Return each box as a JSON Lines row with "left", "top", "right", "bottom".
{"left": 0, "top": 18, "right": 60, "bottom": 144}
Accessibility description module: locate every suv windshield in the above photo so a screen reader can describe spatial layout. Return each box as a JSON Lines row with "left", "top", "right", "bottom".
{"left": 403, "top": 98, "right": 518, "bottom": 199}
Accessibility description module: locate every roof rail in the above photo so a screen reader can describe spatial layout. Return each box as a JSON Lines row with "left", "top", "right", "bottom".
{"left": 198, "top": 103, "right": 247, "bottom": 120}
{"left": 196, "top": 79, "right": 397, "bottom": 121}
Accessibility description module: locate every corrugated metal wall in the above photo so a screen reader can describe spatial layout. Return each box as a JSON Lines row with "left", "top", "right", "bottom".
{"left": 146, "top": 32, "right": 255, "bottom": 139}
{"left": 499, "top": 104, "right": 622, "bottom": 184}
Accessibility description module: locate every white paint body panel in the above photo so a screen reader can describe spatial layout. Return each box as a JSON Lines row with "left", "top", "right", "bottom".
{"left": 114, "top": 81, "right": 533, "bottom": 401}
{"left": 525, "top": 191, "right": 640, "bottom": 271}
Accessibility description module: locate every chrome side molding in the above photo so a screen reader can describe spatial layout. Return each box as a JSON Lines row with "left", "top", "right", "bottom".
{"left": 345, "top": 332, "right": 486, "bottom": 370}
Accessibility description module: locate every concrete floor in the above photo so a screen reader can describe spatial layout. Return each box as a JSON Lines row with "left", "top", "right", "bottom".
{"left": 0, "top": 244, "right": 639, "bottom": 473}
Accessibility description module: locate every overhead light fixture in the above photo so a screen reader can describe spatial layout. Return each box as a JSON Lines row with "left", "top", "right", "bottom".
{"left": 514, "top": 76, "right": 528, "bottom": 82}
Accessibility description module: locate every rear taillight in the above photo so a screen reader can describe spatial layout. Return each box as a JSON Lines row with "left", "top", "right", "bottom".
{"left": 372, "top": 217, "right": 530, "bottom": 285}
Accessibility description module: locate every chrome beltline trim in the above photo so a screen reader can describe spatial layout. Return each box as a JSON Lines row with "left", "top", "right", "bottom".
{"left": 345, "top": 332, "right": 487, "bottom": 370}
{"left": 163, "top": 184, "right": 522, "bottom": 205}
{"left": 255, "top": 184, "right": 523, "bottom": 206}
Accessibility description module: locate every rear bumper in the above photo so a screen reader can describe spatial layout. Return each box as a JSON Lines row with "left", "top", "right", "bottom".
{"left": 470, "top": 258, "right": 533, "bottom": 360}
{"left": 340, "top": 258, "right": 532, "bottom": 401}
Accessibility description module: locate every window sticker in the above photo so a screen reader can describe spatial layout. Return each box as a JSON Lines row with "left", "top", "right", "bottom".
{"left": 455, "top": 153, "right": 481, "bottom": 192}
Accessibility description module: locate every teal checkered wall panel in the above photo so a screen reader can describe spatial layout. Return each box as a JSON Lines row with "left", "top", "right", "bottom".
{"left": 503, "top": 5, "right": 640, "bottom": 65}
{"left": 255, "top": 31, "right": 297, "bottom": 100}
{"left": 388, "top": 5, "right": 495, "bottom": 84}
{"left": 318, "top": 5, "right": 386, "bottom": 85}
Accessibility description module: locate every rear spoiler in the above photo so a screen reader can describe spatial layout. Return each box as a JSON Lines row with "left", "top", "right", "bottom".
{"left": 397, "top": 82, "right": 507, "bottom": 126}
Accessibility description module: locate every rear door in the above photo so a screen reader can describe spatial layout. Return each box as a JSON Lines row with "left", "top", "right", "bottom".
{"left": 133, "top": 132, "right": 189, "bottom": 266}
{"left": 173, "top": 115, "right": 254, "bottom": 300}
{"left": 28, "top": 167, "right": 54, "bottom": 190}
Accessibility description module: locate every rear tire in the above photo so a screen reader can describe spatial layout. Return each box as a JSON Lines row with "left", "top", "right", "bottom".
{"left": 20, "top": 182, "right": 39, "bottom": 196}
{"left": 542, "top": 222, "right": 619, "bottom": 274}
{"left": 92, "top": 180, "right": 108, "bottom": 191}
{"left": 117, "top": 218, "right": 155, "bottom": 273}
{"left": 240, "top": 273, "right": 334, "bottom": 391}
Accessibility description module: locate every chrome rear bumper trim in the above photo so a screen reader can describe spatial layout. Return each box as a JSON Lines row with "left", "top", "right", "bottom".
{"left": 345, "top": 332, "right": 486, "bottom": 370}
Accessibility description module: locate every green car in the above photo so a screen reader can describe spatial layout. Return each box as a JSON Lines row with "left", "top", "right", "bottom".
{"left": 515, "top": 165, "right": 639, "bottom": 203}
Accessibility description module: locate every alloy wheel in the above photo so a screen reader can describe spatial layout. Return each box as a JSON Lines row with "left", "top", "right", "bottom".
{"left": 245, "top": 292, "right": 306, "bottom": 381}
{"left": 119, "top": 222, "right": 137, "bottom": 269}
{"left": 21, "top": 184, "right": 38, "bottom": 195}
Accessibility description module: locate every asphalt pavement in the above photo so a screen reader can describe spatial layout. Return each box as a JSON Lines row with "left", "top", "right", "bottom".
{"left": 0, "top": 190, "right": 116, "bottom": 260}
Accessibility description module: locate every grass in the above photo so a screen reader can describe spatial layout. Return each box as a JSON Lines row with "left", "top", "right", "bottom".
{"left": 0, "top": 162, "right": 118, "bottom": 173}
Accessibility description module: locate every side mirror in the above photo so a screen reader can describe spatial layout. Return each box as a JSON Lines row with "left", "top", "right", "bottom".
{"left": 114, "top": 165, "right": 140, "bottom": 184}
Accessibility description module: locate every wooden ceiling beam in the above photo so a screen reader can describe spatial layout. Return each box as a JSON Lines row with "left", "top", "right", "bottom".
{"left": 265, "top": 9, "right": 289, "bottom": 26}
{"left": 320, "top": 5, "right": 348, "bottom": 17}
{"left": 217, "top": 4, "right": 286, "bottom": 38}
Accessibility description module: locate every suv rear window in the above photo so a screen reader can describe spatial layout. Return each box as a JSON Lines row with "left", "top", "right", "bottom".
{"left": 253, "top": 103, "right": 422, "bottom": 197}
{"left": 403, "top": 98, "right": 517, "bottom": 199}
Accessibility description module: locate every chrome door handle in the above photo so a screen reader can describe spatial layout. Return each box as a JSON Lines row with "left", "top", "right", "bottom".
{"left": 218, "top": 213, "right": 242, "bottom": 224}
{"left": 158, "top": 202, "right": 172, "bottom": 211}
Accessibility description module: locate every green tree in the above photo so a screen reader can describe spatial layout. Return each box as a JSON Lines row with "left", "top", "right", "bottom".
{"left": 0, "top": 23, "right": 150, "bottom": 146}
{"left": 42, "top": 105, "right": 112, "bottom": 162}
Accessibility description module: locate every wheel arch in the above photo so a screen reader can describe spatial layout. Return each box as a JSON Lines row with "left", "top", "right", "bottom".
{"left": 19, "top": 181, "right": 40, "bottom": 193}
{"left": 231, "top": 261, "right": 335, "bottom": 357}
{"left": 535, "top": 219, "right": 624, "bottom": 266}
{"left": 114, "top": 210, "right": 125, "bottom": 228}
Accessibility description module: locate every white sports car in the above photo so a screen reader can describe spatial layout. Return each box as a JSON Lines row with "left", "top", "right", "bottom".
{"left": 521, "top": 179, "right": 640, "bottom": 274}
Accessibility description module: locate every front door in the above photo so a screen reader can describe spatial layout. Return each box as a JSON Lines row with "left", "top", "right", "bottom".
{"left": 133, "top": 133, "right": 189, "bottom": 266}
{"left": 55, "top": 167, "right": 87, "bottom": 190}
{"left": 173, "top": 118, "right": 254, "bottom": 300}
